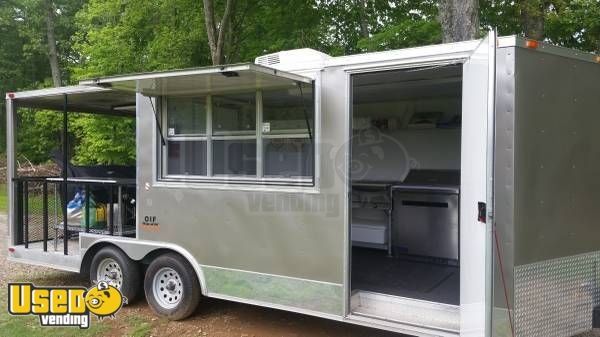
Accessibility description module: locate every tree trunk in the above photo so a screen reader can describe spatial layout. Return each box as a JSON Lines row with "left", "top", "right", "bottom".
{"left": 357, "top": 0, "right": 369, "bottom": 38}
{"left": 203, "top": 0, "right": 235, "bottom": 65}
{"left": 438, "top": 0, "right": 480, "bottom": 43}
{"left": 45, "top": 0, "right": 61, "bottom": 87}
{"left": 520, "top": 1, "right": 546, "bottom": 40}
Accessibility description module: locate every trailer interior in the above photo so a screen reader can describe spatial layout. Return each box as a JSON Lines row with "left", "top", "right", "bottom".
{"left": 8, "top": 87, "right": 137, "bottom": 267}
{"left": 350, "top": 64, "right": 462, "bottom": 310}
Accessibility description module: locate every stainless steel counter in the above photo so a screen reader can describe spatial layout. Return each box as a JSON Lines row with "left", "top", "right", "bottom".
{"left": 352, "top": 170, "right": 460, "bottom": 261}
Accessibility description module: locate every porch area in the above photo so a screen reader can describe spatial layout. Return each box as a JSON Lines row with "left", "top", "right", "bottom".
{"left": 6, "top": 86, "right": 138, "bottom": 263}
{"left": 12, "top": 176, "right": 136, "bottom": 258}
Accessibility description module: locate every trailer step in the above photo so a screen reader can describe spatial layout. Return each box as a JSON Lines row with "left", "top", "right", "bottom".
{"left": 350, "top": 291, "right": 460, "bottom": 334}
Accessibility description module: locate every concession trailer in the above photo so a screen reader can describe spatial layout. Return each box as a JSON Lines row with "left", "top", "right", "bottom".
{"left": 6, "top": 32, "right": 600, "bottom": 337}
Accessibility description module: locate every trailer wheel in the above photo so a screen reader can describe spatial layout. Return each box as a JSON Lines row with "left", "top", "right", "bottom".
{"left": 144, "top": 253, "right": 200, "bottom": 320}
{"left": 89, "top": 246, "right": 141, "bottom": 303}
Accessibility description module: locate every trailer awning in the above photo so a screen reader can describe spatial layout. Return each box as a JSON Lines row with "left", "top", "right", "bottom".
{"left": 79, "top": 63, "right": 313, "bottom": 97}
{"left": 7, "top": 86, "right": 136, "bottom": 116}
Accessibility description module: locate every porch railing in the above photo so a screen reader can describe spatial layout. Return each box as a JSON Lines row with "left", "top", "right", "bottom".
{"left": 13, "top": 176, "right": 136, "bottom": 255}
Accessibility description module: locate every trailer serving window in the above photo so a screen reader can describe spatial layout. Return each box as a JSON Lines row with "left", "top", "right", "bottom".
{"left": 161, "top": 83, "right": 314, "bottom": 185}
{"left": 81, "top": 64, "right": 316, "bottom": 186}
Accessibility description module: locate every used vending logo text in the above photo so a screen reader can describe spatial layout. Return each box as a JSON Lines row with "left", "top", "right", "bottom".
{"left": 7, "top": 281, "right": 126, "bottom": 329}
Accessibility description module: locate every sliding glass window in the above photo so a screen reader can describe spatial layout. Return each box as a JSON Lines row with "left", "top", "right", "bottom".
{"left": 262, "top": 87, "right": 314, "bottom": 179}
{"left": 212, "top": 93, "right": 257, "bottom": 176}
{"left": 161, "top": 82, "right": 314, "bottom": 185}
{"left": 165, "top": 97, "right": 207, "bottom": 176}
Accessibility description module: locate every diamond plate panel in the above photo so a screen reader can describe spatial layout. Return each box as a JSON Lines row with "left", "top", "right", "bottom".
{"left": 515, "top": 252, "right": 600, "bottom": 337}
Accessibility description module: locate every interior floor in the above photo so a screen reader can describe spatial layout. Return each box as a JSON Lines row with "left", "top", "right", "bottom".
{"left": 351, "top": 247, "right": 459, "bottom": 305}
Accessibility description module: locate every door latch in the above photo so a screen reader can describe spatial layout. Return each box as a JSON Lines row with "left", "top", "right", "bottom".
{"left": 478, "top": 202, "right": 487, "bottom": 223}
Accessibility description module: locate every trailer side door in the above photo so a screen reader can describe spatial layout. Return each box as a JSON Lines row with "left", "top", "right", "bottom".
{"left": 460, "top": 31, "right": 496, "bottom": 337}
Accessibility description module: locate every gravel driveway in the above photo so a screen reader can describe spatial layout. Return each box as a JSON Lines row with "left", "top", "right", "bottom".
{"left": 0, "top": 214, "right": 400, "bottom": 337}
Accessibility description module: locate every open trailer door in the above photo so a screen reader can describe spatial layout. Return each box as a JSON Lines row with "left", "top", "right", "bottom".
{"left": 460, "top": 31, "right": 496, "bottom": 337}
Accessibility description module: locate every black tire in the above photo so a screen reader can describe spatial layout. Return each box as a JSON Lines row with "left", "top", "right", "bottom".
{"left": 144, "top": 253, "right": 201, "bottom": 320}
{"left": 89, "top": 246, "right": 141, "bottom": 303}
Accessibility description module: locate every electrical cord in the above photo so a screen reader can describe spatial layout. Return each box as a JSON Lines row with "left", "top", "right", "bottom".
{"left": 494, "top": 225, "right": 516, "bottom": 337}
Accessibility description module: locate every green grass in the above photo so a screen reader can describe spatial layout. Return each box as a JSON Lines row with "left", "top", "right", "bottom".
{"left": 0, "top": 309, "right": 154, "bottom": 337}
{"left": 0, "top": 313, "right": 110, "bottom": 337}
{"left": 0, "top": 184, "right": 7, "bottom": 213}
{"left": 0, "top": 302, "right": 153, "bottom": 337}
{"left": 0, "top": 182, "right": 59, "bottom": 217}
{"left": 125, "top": 316, "right": 153, "bottom": 337}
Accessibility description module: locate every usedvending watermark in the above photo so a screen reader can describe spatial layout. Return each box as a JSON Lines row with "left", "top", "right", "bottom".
{"left": 7, "top": 281, "right": 126, "bottom": 329}
{"left": 334, "top": 127, "right": 413, "bottom": 182}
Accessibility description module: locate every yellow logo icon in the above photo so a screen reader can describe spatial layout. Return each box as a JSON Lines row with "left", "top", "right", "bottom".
{"left": 85, "top": 281, "right": 125, "bottom": 318}
{"left": 8, "top": 281, "right": 126, "bottom": 328}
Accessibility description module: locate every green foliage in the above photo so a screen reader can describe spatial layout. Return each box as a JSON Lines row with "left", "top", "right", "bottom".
{"left": 0, "top": 0, "right": 84, "bottom": 161}
{"left": 68, "top": 0, "right": 325, "bottom": 165}
{"left": 72, "top": 0, "right": 211, "bottom": 79}
{"left": 479, "top": 0, "right": 521, "bottom": 36}
{"left": 16, "top": 109, "right": 63, "bottom": 164}
{"left": 228, "top": 0, "right": 324, "bottom": 62}
{"left": 320, "top": 0, "right": 440, "bottom": 55}
{"left": 3, "top": 0, "right": 600, "bottom": 166}
{"left": 480, "top": 0, "right": 600, "bottom": 53}
{"left": 546, "top": 0, "right": 600, "bottom": 52}
{"left": 72, "top": 0, "right": 325, "bottom": 71}
{"left": 0, "top": 4, "right": 27, "bottom": 92}
{"left": 70, "top": 115, "right": 136, "bottom": 165}
{"left": 69, "top": 0, "right": 214, "bottom": 165}
{"left": 357, "top": 20, "right": 441, "bottom": 52}
{"left": 7, "top": 0, "right": 84, "bottom": 86}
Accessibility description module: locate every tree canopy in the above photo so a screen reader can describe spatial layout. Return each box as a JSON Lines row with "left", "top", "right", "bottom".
{"left": 2, "top": 0, "right": 599, "bottom": 165}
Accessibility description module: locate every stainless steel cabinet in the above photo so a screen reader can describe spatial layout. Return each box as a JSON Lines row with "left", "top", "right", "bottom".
{"left": 391, "top": 187, "right": 459, "bottom": 261}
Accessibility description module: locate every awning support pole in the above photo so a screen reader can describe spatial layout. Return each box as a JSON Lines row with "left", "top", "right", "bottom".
{"left": 62, "top": 94, "right": 68, "bottom": 255}
{"left": 148, "top": 97, "right": 166, "bottom": 146}
{"left": 298, "top": 82, "right": 315, "bottom": 185}
{"left": 42, "top": 181, "right": 48, "bottom": 252}
{"left": 6, "top": 96, "right": 17, "bottom": 245}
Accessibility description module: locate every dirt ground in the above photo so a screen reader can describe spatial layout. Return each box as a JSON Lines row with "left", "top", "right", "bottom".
{"left": 3, "top": 217, "right": 600, "bottom": 337}
{"left": 0, "top": 214, "right": 401, "bottom": 337}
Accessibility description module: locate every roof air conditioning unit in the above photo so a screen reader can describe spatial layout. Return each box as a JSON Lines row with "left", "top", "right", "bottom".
{"left": 255, "top": 48, "right": 331, "bottom": 72}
